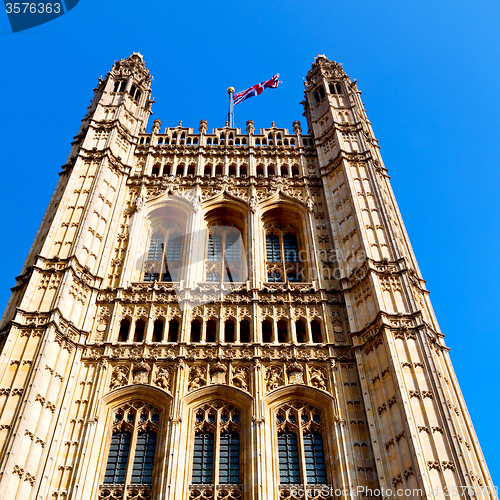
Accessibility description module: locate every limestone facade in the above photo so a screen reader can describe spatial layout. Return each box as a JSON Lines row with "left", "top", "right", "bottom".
{"left": 0, "top": 53, "right": 496, "bottom": 500}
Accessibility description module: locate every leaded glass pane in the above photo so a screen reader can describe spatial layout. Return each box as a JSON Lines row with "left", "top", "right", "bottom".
{"left": 225, "top": 233, "right": 240, "bottom": 262}
{"left": 286, "top": 267, "right": 301, "bottom": 282}
{"left": 166, "top": 234, "right": 182, "bottom": 261}
{"left": 144, "top": 272, "right": 159, "bottom": 282}
{"left": 206, "top": 271, "right": 220, "bottom": 282}
{"left": 192, "top": 432, "right": 214, "bottom": 484}
{"left": 208, "top": 233, "right": 222, "bottom": 261}
{"left": 266, "top": 234, "right": 281, "bottom": 262}
{"left": 224, "top": 268, "right": 239, "bottom": 283}
{"left": 278, "top": 432, "right": 300, "bottom": 484}
{"left": 219, "top": 432, "right": 240, "bottom": 484}
{"left": 267, "top": 269, "right": 282, "bottom": 282}
{"left": 131, "top": 430, "right": 157, "bottom": 485}
{"left": 303, "top": 432, "right": 327, "bottom": 484}
{"left": 104, "top": 431, "right": 131, "bottom": 484}
{"left": 148, "top": 233, "right": 164, "bottom": 261}
{"left": 283, "top": 234, "right": 299, "bottom": 262}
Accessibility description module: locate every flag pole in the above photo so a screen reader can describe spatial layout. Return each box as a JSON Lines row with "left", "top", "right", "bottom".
{"left": 227, "top": 87, "right": 235, "bottom": 128}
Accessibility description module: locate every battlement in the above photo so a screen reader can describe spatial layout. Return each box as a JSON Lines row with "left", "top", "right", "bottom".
{"left": 137, "top": 120, "right": 315, "bottom": 149}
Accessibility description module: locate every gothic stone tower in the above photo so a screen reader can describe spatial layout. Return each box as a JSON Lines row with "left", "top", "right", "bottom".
{"left": 0, "top": 54, "right": 495, "bottom": 500}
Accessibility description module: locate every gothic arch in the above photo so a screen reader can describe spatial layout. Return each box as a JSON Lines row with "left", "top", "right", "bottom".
{"left": 182, "top": 384, "right": 254, "bottom": 409}
{"left": 92, "top": 385, "right": 173, "bottom": 500}
{"left": 201, "top": 200, "right": 249, "bottom": 284}
{"left": 175, "top": 386, "right": 254, "bottom": 500}
{"left": 120, "top": 190, "right": 193, "bottom": 286}
{"left": 259, "top": 190, "right": 307, "bottom": 213}
{"left": 145, "top": 187, "right": 194, "bottom": 213}
{"left": 263, "top": 384, "right": 336, "bottom": 414}
{"left": 201, "top": 190, "right": 249, "bottom": 216}
{"left": 262, "top": 385, "right": 340, "bottom": 495}
{"left": 102, "top": 384, "right": 173, "bottom": 412}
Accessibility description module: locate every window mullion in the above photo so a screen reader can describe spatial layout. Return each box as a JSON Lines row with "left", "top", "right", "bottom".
{"left": 161, "top": 230, "right": 169, "bottom": 280}
{"left": 296, "top": 413, "right": 307, "bottom": 486}
{"left": 221, "top": 231, "right": 226, "bottom": 283}
{"left": 279, "top": 231, "right": 286, "bottom": 282}
{"left": 213, "top": 414, "right": 221, "bottom": 486}
{"left": 124, "top": 425, "right": 140, "bottom": 487}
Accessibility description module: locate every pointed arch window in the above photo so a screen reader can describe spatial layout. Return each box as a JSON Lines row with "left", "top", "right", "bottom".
{"left": 192, "top": 431, "right": 215, "bottom": 484}
{"left": 276, "top": 403, "right": 327, "bottom": 488}
{"left": 265, "top": 223, "right": 303, "bottom": 283}
{"left": 104, "top": 430, "right": 131, "bottom": 484}
{"left": 101, "top": 402, "right": 160, "bottom": 497}
{"left": 144, "top": 228, "right": 183, "bottom": 282}
{"left": 278, "top": 432, "right": 300, "bottom": 484}
{"left": 190, "top": 402, "right": 242, "bottom": 498}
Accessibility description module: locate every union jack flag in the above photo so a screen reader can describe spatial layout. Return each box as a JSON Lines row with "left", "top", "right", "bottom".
{"left": 232, "top": 74, "right": 282, "bottom": 105}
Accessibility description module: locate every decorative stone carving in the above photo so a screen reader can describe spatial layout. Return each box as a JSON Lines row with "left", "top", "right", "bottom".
{"left": 199, "top": 120, "right": 208, "bottom": 134}
{"left": 188, "top": 366, "right": 207, "bottom": 391}
{"left": 153, "top": 367, "right": 172, "bottom": 392}
{"left": 133, "top": 195, "right": 145, "bottom": 213}
{"left": 152, "top": 119, "right": 161, "bottom": 134}
{"left": 132, "top": 361, "right": 151, "bottom": 384}
{"left": 308, "top": 367, "right": 327, "bottom": 391}
{"left": 306, "top": 197, "right": 314, "bottom": 213}
{"left": 293, "top": 120, "right": 302, "bottom": 134}
{"left": 210, "top": 362, "right": 227, "bottom": 385}
{"left": 265, "top": 366, "right": 284, "bottom": 392}
{"left": 231, "top": 366, "right": 249, "bottom": 391}
{"left": 109, "top": 366, "right": 128, "bottom": 390}
{"left": 249, "top": 195, "right": 257, "bottom": 213}
{"left": 287, "top": 362, "right": 304, "bottom": 384}
{"left": 192, "top": 193, "right": 201, "bottom": 213}
{"left": 246, "top": 120, "right": 254, "bottom": 135}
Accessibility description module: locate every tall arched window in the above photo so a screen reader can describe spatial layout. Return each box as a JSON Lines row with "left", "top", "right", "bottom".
{"left": 118, "top": 318, "right": 131, "bottom": 342}
{"left": 311, "top": 320, "right": 323, "bottom": 344}
{"left": 265, "top": 222, "right": 303, "bottom": 283}
{"left": 152, "top": 319, "right": 164, "bottom": 342}
{"left": 167, "top": 318, "right": 180, "bottom": 342}
{"left": 191, "top": 402, "right": 241, "bottom": 497}
{"left": 144, "top": 228, "right": 183, "bottom": 282}
{"left": 206, "top": 226, "right": 243, "bottom": 283}
{"left": 102, "top": 402, "right": 160, "bottom": 497}
{"left": 240, "top": 319, "right": 251, "bottom": 343}
{"left": 276, "top": 403, "right": 327, "bottom": 488}
{"left": 133, "top": 319, "right": 146, "bottom": 342}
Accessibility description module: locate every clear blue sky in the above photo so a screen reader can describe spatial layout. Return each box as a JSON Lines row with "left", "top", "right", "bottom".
{"left": 1, "top": 0, "right": 499, "bottom": 485}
